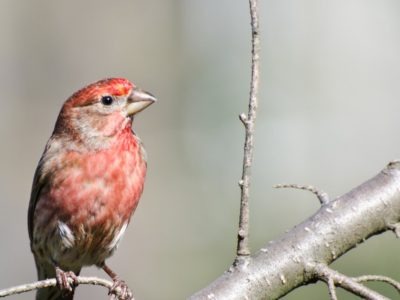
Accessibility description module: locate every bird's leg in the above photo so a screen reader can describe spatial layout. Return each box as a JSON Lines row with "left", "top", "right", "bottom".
{"left": 55, "top": 266, "right": 79, "bottom": 293}
{"left": 102, "top": 263, "right": 133, "bottom": 300}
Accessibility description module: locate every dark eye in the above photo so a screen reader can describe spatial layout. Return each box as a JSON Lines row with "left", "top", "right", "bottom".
{"left": 101, "top": 96, "right": 113, "bottom": 106}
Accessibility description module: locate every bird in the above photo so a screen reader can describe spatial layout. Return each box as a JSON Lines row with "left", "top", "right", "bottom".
{"left": 28, "top": 78, "right": 156, "bottom": 300}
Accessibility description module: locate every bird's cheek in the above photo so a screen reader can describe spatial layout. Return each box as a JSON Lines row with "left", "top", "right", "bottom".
{"left": 100, "top": 112, "right": 130, "bottom": 137}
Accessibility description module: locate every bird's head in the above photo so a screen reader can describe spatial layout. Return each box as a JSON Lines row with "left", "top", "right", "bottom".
{"left": 54, "top": 78, "right": 156, "bottom": 147}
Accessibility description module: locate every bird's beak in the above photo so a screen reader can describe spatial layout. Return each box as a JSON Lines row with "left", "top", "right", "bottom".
{"left": 126, "top": 89, "right": 157, "bottom": 116}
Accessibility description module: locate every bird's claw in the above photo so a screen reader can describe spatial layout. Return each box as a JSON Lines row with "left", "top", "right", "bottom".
{"left": 55, "top": 267, "right": 78, "bottom": 293}
{"left": 108, "top": 278, "right": 133, "bottom": 300}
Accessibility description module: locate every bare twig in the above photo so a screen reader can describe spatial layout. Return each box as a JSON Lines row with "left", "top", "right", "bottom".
{"left": 353, "top": 275, "right": 400, "bottom": 293}
{"left": 0, "top": 276, "right": 128, "bottom": 299}
{"left": 327, "top": 277, "right": 338, "bottom": 300}
{"left": 236, "top": 0, "right": 260, "bottom": 258}
{"left": 274, "top": 183, "right": 330, "bottom": 205}
{"left": 312, "top": 264, "right": 389, "bottom": 300}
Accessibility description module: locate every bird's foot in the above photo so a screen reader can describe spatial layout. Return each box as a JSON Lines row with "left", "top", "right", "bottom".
{"left": 108, "top": 278, "right": 133, "bottom": 300}
{"left": 55, "top": 267, "right": 78, "bottom": 293}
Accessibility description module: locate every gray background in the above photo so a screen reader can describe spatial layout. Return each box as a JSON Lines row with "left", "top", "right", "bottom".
{"left": 0, "top": 1, "right": 400, "bottom": 299}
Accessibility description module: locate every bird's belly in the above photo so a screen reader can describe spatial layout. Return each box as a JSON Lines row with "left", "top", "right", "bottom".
{"left": 48, "top": 220, "right": 129, "bottom": 269}
{"left": 32, "top": 148, "right": 146, "bottom": 269}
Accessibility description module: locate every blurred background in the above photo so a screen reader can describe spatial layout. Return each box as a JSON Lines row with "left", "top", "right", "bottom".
{"left": 1, "top": 0, "right": 400, "bottom": 299}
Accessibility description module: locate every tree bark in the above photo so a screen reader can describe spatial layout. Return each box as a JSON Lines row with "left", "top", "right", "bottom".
{"left": 190, "top": 161, "right": 400, "bottom": 299}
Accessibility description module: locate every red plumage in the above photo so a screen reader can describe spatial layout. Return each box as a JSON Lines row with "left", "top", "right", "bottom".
{"left": 28, "top": 78, "right": 155, "bottom": 300}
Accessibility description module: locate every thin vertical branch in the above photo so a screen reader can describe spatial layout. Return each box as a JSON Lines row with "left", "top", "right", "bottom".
{"left": 236, "top": 0, "right": 260, "bottom": 258}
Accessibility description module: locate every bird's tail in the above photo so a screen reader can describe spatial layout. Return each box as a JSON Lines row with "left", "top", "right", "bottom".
{"left": 35, "top": 260, "right": 81, "bottom": 300}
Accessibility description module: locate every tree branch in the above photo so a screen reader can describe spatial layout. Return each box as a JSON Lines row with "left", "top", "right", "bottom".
{"left": 0, "top": 276, "right": 125, "bottom": 299}
{"left": 190, "top": 161, "right": 400, "bottom": 299}
{"left": 353, "top": 275, "right": 400, "bottom": 293}
{"left": 311, "top": 263, "right": 389, "bottom": 300}
{"left": 327, "top": 277, "right": 338, "bottom": 300}
{"left": 274, "top": 183, "right": 330, "bottom": 205}
{"left": 236, "top": 0, "right": 260, "bottom": 258}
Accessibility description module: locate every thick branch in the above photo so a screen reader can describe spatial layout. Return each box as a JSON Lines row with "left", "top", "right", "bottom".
{"left": 237, "top": 0, "right": 261, "bottom": 258}
{"left": 190, "top": 161, "right": 400, "bottom": 299}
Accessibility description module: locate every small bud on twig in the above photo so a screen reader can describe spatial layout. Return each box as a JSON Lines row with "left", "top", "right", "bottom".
{"left": 239, "top": 113, "right": 248, "bottom": 125}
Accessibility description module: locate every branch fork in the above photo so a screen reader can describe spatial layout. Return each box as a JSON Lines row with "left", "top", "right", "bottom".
{"left": 239, "top": 113, "right": 249, "bottom": 126}
{"left": 308, "top": 263, "right": 398, "bottom": 300}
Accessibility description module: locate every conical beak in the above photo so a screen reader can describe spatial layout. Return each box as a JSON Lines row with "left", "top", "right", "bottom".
{"left": 126, "top": 89, "right": 157, "bottom": 116}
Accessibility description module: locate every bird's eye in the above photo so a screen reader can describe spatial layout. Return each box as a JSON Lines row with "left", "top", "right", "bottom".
{"left": 101, "top": 96, "right": 114, "bottom": 106}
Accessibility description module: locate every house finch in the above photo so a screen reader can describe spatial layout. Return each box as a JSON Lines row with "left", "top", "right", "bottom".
{"left": 28, "top": 78, "right": 156, "bottom": 300}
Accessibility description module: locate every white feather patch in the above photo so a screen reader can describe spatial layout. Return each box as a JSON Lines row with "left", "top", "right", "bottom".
{"left": 57, "top": 221, "right": 75, "bottom": 248}
{"left": 108, "top": 222, "right": 128, "bottom": 251}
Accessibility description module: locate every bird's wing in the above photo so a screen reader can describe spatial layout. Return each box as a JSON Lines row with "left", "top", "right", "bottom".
{"left": 27, "top": 155, "right": 48, "bottom": 245}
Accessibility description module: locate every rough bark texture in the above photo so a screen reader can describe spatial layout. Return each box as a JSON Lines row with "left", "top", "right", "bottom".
{"left": 190, "top": 161, "right": 400, "bottom": 299}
